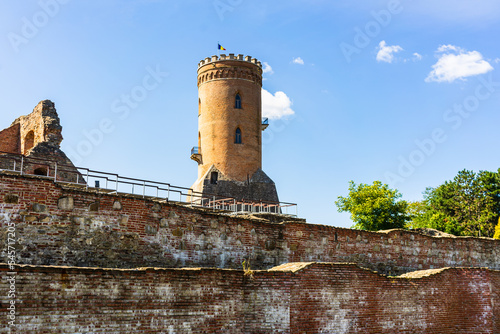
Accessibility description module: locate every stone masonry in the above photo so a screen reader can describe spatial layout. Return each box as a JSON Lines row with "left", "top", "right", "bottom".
{"left": 1, "top": 172, "right": 498, "bottom": 275}
{"left": 0, "top": 100, "right": 81, "bottom": 183}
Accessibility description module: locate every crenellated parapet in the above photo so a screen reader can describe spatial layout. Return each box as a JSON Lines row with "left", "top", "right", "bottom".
{"left": 197, "top": 54, "right": 263, "bottom": 87}
{"left": 197, "top": 54, "right": 262, "bottom": 68}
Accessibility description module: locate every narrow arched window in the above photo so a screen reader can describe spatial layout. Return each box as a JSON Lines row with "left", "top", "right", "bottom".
{"left": 235, "top": 94, "right": 242, "bottom": 109}
{"left": 24, "top": 130, "right": 35, "bottom": 154}
{"left": 235, "top": 128, "right": 242, "bottom": 144}
{"left": 198, "top": 98, "right": 201, "bottom": 116}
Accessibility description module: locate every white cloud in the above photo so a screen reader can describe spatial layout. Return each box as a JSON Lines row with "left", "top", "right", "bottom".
{"left": 425, "top": 45, "right": 493, "bottom": 83}
{"left": 262, "top": 62, "right": 274, "bottom": 74}
{"left": 376, "top": 41, "right": 403, "bottom": 63}
{"left": 262, "top": 89, "right": 295, "bottom": 120}
{"left": 495, "top": 58, "right": 500, "bottom": 64}
{"left": 292, "top": 57, "right": 304, "bottom": 65}
{"left": 413, "top": 53, "right": 423, "bottom": 61}
{"left": 436, "top": 44, "right": 463, "bottom": 53}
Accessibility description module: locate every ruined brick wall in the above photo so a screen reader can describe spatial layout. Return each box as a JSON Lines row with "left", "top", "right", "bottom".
{"left": 492, "top": 271, "right": 500, "bottom": 331}
{"left": 1, "top": 173, "right": 499, "bottom": 275}
{"left": 0, "top": 123, "right": 20, "bottom": 154}
{"left": 242, "top": 269, "right": 292, "bottom": 331}
{"left": 1, "top": 263, "right": 498, "bottom": 333}
{"left": 287, "top": 264, "right": 495, "bottom": 333}
{"left": 0, "top": 100, "right": 81, "bottom": 183}
{"left": 0, "top": 265, "right": 247, "bottom": 333}
{"left": 14, "top": 100, "right": 63, "bottom": 155}
{"left": 0, "top": 100, "right": 63, "bottom": 156}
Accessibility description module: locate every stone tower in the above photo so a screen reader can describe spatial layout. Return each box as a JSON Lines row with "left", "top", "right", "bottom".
{"left": 190, "top": 54, "right": 278, "bottom": 204}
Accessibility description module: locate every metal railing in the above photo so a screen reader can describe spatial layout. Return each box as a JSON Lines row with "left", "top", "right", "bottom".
{"left": 0, "top": 151, "right": 298, "bottom": 217}
{"left": 262, "top": 117, "right": 269, "bottom": 126}
{"left": 0, "top": 151, "right": 84, "bottom": 183}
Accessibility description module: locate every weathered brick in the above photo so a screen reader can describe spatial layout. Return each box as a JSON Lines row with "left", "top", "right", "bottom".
{"left": 1, "top": 173, "right": 500, "bottom": 332}
{"left": 0, "top": 263, "right": 498, "bottom": 333}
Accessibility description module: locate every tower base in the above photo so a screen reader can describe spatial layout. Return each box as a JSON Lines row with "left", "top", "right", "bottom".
{"left": 191, "top": 166, "right": 279, "bottom": 204}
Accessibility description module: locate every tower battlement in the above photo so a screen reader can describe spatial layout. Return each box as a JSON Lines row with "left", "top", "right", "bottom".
{"left": 198, "top": 54, "right": 262, "bottom": 68}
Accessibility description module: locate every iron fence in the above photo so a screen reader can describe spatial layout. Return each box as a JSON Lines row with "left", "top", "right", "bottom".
{"left": 0, "top": 151, "right": 298, "bottom": 217}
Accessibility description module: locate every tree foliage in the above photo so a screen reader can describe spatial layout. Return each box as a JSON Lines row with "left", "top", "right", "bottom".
{"left": 336, "top": 181, "right": 410, "bottom": 231}
{"left": 494, "top": 218, "right": 500, "bottom": 240}
{"left": 410, "top": 169, "right": 500, "bottom": 237}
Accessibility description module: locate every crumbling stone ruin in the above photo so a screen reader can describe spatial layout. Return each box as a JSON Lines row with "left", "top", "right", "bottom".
{"left": 0, "top": 100, "right": 81, "bottom": 182}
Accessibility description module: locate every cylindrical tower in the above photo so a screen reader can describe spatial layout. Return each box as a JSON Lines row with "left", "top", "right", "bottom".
{"left": 197, "top": 54, "right": 262, "bottom": 181}
{"left": 190, "top": 54, "right": 278, "bottom": 203}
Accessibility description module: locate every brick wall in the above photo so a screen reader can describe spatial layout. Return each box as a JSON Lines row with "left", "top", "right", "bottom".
{"left": 14, "top": 100, "right": 63, "bottom": 154}
{"left": 0, "top": 101, "right": 80, "bottom": 183}
{"left": 1, "top": 173, "right": 499, "bottom": 274}
{"left": 288, "top": 264, "right": 496, "bottom": 333}
{"left": 0, "top": 265, "right": 246, "bottom": 333}
{"left": 0, "top": 123, "right": 20, "bottom": 154}
{"left": 1, "top": 263, "right": 498, "bottom": 333}
{"left": 492, "top": 271, "right": 500, "bottom": 332}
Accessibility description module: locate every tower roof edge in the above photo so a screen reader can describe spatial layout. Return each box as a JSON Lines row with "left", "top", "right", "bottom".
{"left": 198, "top": 54, "right": 263, "bottom": 69}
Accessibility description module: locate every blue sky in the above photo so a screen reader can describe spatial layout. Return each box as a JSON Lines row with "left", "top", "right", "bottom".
{"left": 1, "top": 0, "right": 500, "bottom": 227}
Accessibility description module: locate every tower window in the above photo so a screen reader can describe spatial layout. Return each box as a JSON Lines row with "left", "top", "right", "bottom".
{"left": 235, "top": 94, "right": 242, "bottom": 109}
{"left": 235, "top": 128, "right": 242, "bottom": 144}
{"left": 210, "top": 171, "right": 218, "bottom": 185}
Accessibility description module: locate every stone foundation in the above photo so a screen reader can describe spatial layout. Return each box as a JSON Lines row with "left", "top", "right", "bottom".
{"left": 191, "top": 166, "right": 279, "bottom": 204}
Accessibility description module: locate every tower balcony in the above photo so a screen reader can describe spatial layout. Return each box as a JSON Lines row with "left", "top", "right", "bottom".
{"left": 261, "top": 117, "right": 269, "bottom": 131}
{"left": 190, "top": 146, "right": 202, "bottom": 164}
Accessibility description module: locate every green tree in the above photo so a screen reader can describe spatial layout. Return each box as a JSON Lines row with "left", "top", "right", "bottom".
{"left": 336, "top": 181, "right": 410, "bottom": 231}
{"left": 410, "top": 169, "right": 500, "bottom": 237}
{"left": 493, "top": 218, "right": 500, "bottom": 240}
{"left": 406, "top": 200, "right": 434, "bottom": 229}
{"left": 408, "top": 187, "right": 464, "bottom": 235}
